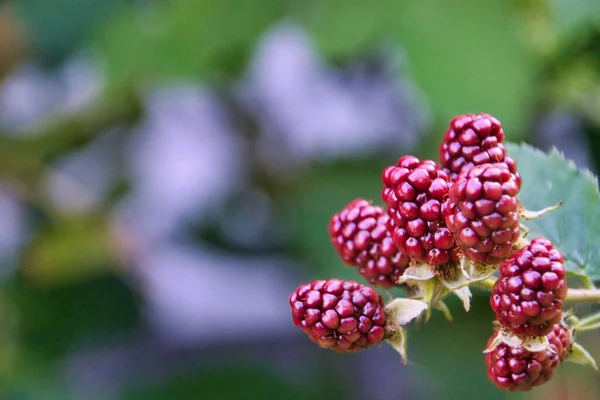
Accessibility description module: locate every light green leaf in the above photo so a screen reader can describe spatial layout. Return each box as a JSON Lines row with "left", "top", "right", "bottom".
{"left": 507, "top": 142, "right": 600, "bottom": 281}
{"left": 94, "top": 0, "right": 285, "bottom": 86}
{"left": 568, "top": 342, "right": 598, "bottom": 370}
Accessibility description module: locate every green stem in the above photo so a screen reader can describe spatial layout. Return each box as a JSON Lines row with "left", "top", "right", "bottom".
{"left": 566, "top": 288, "right": 600, "bottom": 303}
{"left": 576, "top": 311, "right": 600, "bottom": 332}
{"left": 475, "top": 277, "right": 497, "bottom": 291}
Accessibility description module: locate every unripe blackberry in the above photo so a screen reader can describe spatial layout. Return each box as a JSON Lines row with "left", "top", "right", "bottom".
{"left": 491, "top": 238, "right": 567, "bottom": 337}
{"left": 443, "top": 163, "right": 521, "bottom": 264}
{"left": 382, "top": 155, "right": 455, "bottom": 265}
{"left": 440, "top": 113, "right": 518, "bottom": 180}
{"left": 289, "top": 279, "right": 386, "bottom": 352}
{"left": 329, "top": 200, "right": 410, "bottom": 289}
{"left": 485, "top": 324, "right": 572, "bottom": 391}
{"left": 550, "top": 323, "right": 572, "bottom": 363}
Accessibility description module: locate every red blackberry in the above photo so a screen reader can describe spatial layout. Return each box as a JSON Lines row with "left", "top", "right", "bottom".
{"left": 485, "top": 324, "right": 572, "bottom": 391}
{"left": 381, "top": 155, "right": 455, "bottom": 265}
{"left": 440, "top": 113, "right": 518, "bottom": 180}
{"left": 289, "top": 279, "right": 386, "bottom": 352}
{"left": 329, "top": 199, "right": 410, "bottom": 289}
{"left": 490, "top": 238, "right": 567, "bottom": 337}
{"left": 443, "top": 163, "right": 521, "bottom": 264}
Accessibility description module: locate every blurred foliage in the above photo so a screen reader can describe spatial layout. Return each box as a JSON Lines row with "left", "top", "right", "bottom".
{"left": 8, "top": 275, "right": 139, "bottom": 361}
{"left": 95, "top": 0, "right": 286, "bottom": 86}
{"left": 13, "top": 0, "right": 126, "bottom": 66}
{"left": 22, "top": 215, "right": 119, "bottom": 286}
{"left": 122, "top": 366, "right": 345, "bottom": 400}
{"left": 1, "top": 0, "right": 600, "bottom": 399}
{"left": 305, "top": 0, "right": 536, "bottom": 137}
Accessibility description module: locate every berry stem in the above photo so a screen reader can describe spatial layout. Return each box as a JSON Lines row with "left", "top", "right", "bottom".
{"left": 565, "top": 288, "right": 600, "bottom": 303}
{"left": 475, "top": 277, "right": 497, "bottom": 290}
{"left": 576, "top": 311, "right": 600, "bottom": 332}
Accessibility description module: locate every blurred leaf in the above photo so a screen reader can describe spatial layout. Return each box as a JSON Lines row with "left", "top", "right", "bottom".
{"left": 122, "top": 365, "right": 343, "bottom": 400}
{"left": 303, "top": 0, "right": 392, "bottom": 60}
{"left": 13, "top": 0, "right": 125, "bottom": 65}
{"left": 95, "top": 0, "right": 285, "bottom": 86}
{"left": 551, "top": 0, "right": 600, "bottom": 44}
{"left": 507, "top": 143, "right": 600, "bottom": 281}
{"left": 0, "top": 365, "right": 70, "bottom": 400}
{"left": 21, "top": 216, "right": 119, "bottom": 286}
{"left": 391, "top": 0, "right": 536, "bottom": 137}
{"left": 304, "top": 0, "right": 536, "bottom": 136}
{"left": 9, "top": 274, "right": 139, "bottom": 361}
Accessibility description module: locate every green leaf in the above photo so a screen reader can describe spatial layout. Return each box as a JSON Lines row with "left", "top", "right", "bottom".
{"left": 94, "top": 0, "right": 285, "bottom": 86}
{"left": 506, "top": 142, "right": 600, "bottom": 281}
{"left": 8, "top": 274, "right": 139, "bottom": 361}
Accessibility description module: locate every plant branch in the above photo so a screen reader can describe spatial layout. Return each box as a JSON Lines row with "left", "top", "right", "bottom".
{"left": 576, "top": 311, "right": 600, "bottom": 332}
{"left": 566, "top": 288, "right": 600, "bottom": 303}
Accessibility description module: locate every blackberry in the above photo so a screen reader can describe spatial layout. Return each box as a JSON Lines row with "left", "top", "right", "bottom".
{"left": 329, "top": 200, "right": 410, "bottom": 288}
{"left": 382, "top": 155, "right": 455, "bottom": 265}
{"left": 485, "top": 324, "right": 572, "bottom": 391}
{"left": 439, "top": 113, "right": 517, "bottom": 180}
{"left": 490, "top": 238, "right": 567, "bottom": 337}
{"left": 289, "top": 279, "right": 386, "bottom": 352}
{"left": 443, "top": 163, "right": 521, "bottom": 264}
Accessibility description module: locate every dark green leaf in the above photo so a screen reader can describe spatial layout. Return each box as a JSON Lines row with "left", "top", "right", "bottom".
{"left": 14, "top": 0, "right": 125, "bottom": 65}
{"left": 8, "top": 274, "right": 140, "bottom": 360}
{"left": 507, "top": 142, "right": 600, "bottom": 281}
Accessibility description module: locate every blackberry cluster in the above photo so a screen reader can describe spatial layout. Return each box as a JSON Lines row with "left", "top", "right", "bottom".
{"left": 287, "top": 112, "right": 580, "bottom": 394}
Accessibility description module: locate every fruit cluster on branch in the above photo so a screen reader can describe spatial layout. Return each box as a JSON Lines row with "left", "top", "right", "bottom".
{"left": 288, "top": 113, "right": 598, "bottom": 392}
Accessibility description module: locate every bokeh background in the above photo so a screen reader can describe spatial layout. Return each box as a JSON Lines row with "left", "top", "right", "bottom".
{"left": 0, "top": 0, "right": 599, "bottom": 399}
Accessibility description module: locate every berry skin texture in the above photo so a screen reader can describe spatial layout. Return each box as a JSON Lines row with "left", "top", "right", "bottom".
{"left": 490, "top": 238, "right": 567, "bottom": 337}
{"left": 485, "top": 324, "right": 572, "bottom": 391}
{"left": 289, "top": 279, "right": 386, "bottom": 353}
{"left": 382, "top": 155, "right": 455, "bottom": 265}
{"left": 329, "top": 199, "right": 410, "bottom": 289}
{"left": 439, "top": 113, "right": 518, "bottom": 181}
{"left": 443, "top": 163, "right": 521, "bottom": 264}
